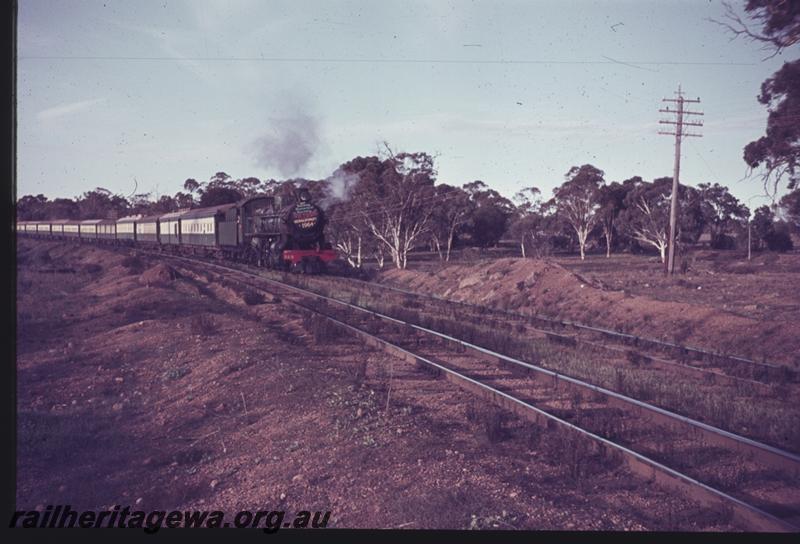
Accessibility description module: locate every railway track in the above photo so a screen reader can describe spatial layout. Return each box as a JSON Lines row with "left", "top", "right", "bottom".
{"left": 152, "top": 251, "right": 800, "bottom": 532}
{"left": 221, "top": 267, "right": 800, "bottom": 455}
{"left": 294, "top": 273, "right": 796, "bottom": 388}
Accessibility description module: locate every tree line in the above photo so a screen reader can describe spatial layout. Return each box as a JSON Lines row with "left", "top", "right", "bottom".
{"left": 16, "top": 147, "right": 800, "bottom": 269}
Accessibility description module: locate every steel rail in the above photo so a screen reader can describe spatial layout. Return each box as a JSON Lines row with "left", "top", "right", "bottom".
{"left": 247, "top": 268, "right": 800, "bottom": 474}
{"left": 156, "top": 251, "right": 800, "bottom": 474}
{"left": 334, "top": 274, "right": 785, "bottom": 372}
{"left": 281, "top": 274, "right": 779, "bottom": 392}
{"left": 165, "top": 254, "right": 799, "bottom": 533}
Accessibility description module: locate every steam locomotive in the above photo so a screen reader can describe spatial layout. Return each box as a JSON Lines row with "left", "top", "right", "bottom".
{"left": 245, "top": 187, "right": 336, "bottom": 272}
{"left": 15, "top": 187, "right": 337, "bottom": 274}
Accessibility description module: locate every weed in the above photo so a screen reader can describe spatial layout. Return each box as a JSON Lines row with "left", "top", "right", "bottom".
{"left": 348, "top": 359, "right": 368, "bottom": 386}
{"left": 162, "top": 366, "right": 190, "bottom": 381}
{"left": 121, "top": 255, "right": 145, "bottom": 274}
{"left": 242, "top": 290, "right": 265, "bottom": 305}
{"left": 84, "top": 263, "right": 103, "bottom": 275}
{"left": 190, "top": 314, "right": 216, "bottom": 337}
{"left": 302, "top": 313, "right": 340, "bottom": 342}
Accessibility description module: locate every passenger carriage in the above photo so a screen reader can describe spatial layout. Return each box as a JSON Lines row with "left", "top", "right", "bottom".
{"left": 135, "top": 215, "right": 161, "bottom": 245}
{"left": 116, "top": 215, "right": 139, "bottom": 243}
{"left": 63, "top": 220, "right": 81, "bottom": 239}
{"left": 79, "top": 219, "right": 103, "bottom": 242}
{"left": 180, "top": 203, "right": 238, "bottom": 249}
{"left": 97, "top": 219, "right": 117, "bottom": 243}
{"left": 159, "top": 210, "right": 189, "bottom": 246}
{"left": 49, "top": 219, "right": 70, "bottom": 239}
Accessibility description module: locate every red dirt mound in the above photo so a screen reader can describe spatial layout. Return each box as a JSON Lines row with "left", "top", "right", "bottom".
{"left": 381, "top": 258, "right": 800, "bottom": 368}
{"left": 138, "top": 263, "right": 178, "bottom": 287}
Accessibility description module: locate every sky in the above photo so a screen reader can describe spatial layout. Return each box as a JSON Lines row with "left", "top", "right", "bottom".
{"left": 16, "top": 0, "right": 800, "bottom": 210}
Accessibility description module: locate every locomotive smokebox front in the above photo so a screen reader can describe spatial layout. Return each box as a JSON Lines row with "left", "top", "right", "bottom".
{"left": 283, "top": 201, "right": 325, "bottom": 247}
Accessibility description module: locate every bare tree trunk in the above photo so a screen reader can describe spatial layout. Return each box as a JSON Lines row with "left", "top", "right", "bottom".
{"left": 392, "top": 248, "right": 401, "bottom": 269}
{"left": 446, "top": 227, "right": 456, "bottom": 261}
{"left": 604, "top": 226, "right": 612, "bottom": 258}
{"left": 432, "top": 235, "right": 443, "bottom": 261}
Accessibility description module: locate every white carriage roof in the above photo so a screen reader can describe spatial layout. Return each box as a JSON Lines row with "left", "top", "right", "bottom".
{"left": 116, "top": 215, "right": 142, "bottom": 223}
{"left": 159, "top": 209, "right": 191, "bottom": 220}
{"left": 181, "top": 202, "right": 237, "bottom": 219}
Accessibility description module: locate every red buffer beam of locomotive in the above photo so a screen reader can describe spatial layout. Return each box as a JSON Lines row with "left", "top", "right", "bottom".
{"left": 283, "top": 249, "right": 337, "bottom": 265}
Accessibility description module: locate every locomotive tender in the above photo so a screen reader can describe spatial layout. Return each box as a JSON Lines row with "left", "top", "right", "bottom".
{"left": 16, "top": 189, "right": 337, "bottom": 273}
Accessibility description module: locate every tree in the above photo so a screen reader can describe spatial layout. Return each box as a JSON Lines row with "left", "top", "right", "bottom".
{"left": 77, "top": 188, "right": 114, "bottom": 219}
{"left": 232, "top": 176, "right": 263, "bottom": 197}
{"left": 779, "top": 188, "right": 800, "bottom": 230}
{"left": 743, "top": 60, "right": 800, "bottom": 192}
{"left": 198, "top": 186, "right": 243, "bottom": 207}
{"left": 467, "top": 206, "right": 508, "bottom": 248}
{"left": 342, "top": 149, "right": 437, "bottom": 269}
{"left": 48, "top": 198, "right": 80, "bottom": 220}
{"left": 16, "top": 194, "right": 49, "bottom": 220}
{"left": 209, "top": 172, "right": 232, "bottom": 186}
{"left": 618, "top": 178, "right": 707, "bottom": 262}
{"left": 151, "top": 195, "right": 178, "bottom": 214}
{"left": 463, "top": 180, "right": 516, "bottom": 214}
{"left": 173, "top": 191, "right": 195, "bottom": 209}
{"left": 751, "top": 205, "right": 776, "bottom": 250}
{"left": 183, "top": 178, "right": 200, "bottom": 194}
{"left": 710, "top": 1, "right": 800, "bottom": 57}
{"left": 749, "top": 204, "right": 793, "bottom": 251}
{"left": 508, "top": 210, "right": 555, "bottom": 258}
{"left": 619, "top": 178, "right": 672, "bottom": 262}
{"left": 697, "top": 182, "right": 749, "bottom": 246}
{"left": 429, "top": 184, "right": 472, "bottom": 260}
{"left": 129, "top": 193, "right": 154, "bottom": 216}
{"left": 711, "top": 2, "right": 800, "bottom": 192}
{"left": 461, "top": 180, "right": 514, "bottom": 248}
{"left": 108, "top": 194, "right": 131, "bottom": 218}
{"left": 553, "top": 164, "right": 604, "bottom": 260}
{"left": 597, "top": 180, "right": 633, "bottom": 258}
{"left": 766, "top": 222, "right": 794, "bottom": 251}
{"left": 513, "top": 186, "right": 542, "bottom": 215}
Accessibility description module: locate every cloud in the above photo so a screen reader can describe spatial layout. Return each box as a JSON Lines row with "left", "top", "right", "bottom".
{"left": 37, "top": 98, "right": 106, "bottom": 121}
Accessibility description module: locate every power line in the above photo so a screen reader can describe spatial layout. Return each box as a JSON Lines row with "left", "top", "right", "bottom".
{"left": 17, "top": 54, "right": 759, "bottom": 67}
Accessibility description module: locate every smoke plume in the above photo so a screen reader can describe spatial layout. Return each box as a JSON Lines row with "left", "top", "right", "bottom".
{"left": 251, "top": 112, "right": 320, "bottom": 177}
{"left": 319, "top": 167, "right": 359, "bottom": 209}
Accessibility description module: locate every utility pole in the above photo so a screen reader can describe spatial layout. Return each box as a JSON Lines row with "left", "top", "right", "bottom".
{"left": 659, "top": 84, "right": 703, "bottom": 275}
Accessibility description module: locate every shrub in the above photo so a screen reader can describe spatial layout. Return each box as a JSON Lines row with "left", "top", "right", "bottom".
{"left": 162, "top": 366, "right": 190, "bottom": 381}
{"left": 303, "top": 313, "right": 340, "bottom": 343}
{"left": 121, "top": 255, "right": 145, "bottom": 273}
{"left": 765, "top": 228, "right": 793, "bottom": 252}
{"left": 190, "top": 314, "right": 216, "bottom": 337}
{"left": 710, "top": 234, "right": 736, "bottom": 250}
{"left": 348, "top": 359, "right": 367, "bottom": 386}
{"left": 84, "top": 263, "right": 103, "bottom": 274}
{"left": 242, "top": 290, "right": 265, "bottom": 305}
